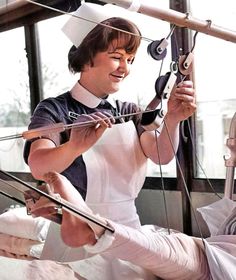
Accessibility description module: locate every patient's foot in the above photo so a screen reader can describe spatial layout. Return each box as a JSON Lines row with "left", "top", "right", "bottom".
{"left": 43, "top": 172, "right": 93, "bottom": 214}
{"left": 43, "top": 172, "right": 96, "bottom": 247}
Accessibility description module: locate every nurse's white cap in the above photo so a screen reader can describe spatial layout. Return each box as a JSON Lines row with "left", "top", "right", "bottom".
{"left": 62, "top": 2, "right": 142, "bottom": 48}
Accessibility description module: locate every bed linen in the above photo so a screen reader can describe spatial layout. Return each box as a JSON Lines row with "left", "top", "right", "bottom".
{"left": 197, "top": 198, "right": 236, "bottom": 280}
{"left": 0, "top": 199, "right": 235, "bottom": 280}
{"left": 0, "top": 256, "right": 84, "bottom": 280}
{"left": 0, "top": 207, "right": 85, "bottom": 279}
{"left": 0, "top": 206, "right": 50, "bottom": 241}
{"left": 0, "top": 232, "right": 43, "bottom": 259}
{"left": 0, "top": 206, "right": 49, "bottom": 259}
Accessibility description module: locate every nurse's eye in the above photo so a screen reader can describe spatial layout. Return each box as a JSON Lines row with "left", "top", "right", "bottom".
{"left": 111, "top": 55, "right": 122, "bottom": 60}
{"left": 127, "top": 57, "right": 135, "bottom": 64}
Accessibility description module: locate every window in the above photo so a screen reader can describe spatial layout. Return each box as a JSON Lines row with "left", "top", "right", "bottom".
{"left": 0, "top": 27, "right": 30, "bottom": 172}
{"left": 190, "top": 0, "right": 236, "bottom": 178}
{"left": 37, "top": 15, "right": 76, "bottom": 99}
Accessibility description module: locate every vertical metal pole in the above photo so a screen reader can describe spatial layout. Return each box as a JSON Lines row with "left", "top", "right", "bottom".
{"left": 24, "top": 23, "right": 43, "bottom": 114}
{"left": 224, "top": 113, "right": 236, "bottom": 199}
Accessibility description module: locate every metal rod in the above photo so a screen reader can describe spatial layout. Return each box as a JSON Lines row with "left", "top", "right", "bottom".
{"left": 0, "top": 109, "right": 157, "bottom": 142}
{"left": 0, "top": 189, "right": 25, "bottom": 206}
{"left": 0, "top": 134, "right": 23, "bottom": 141}
{"left": 102, "top": 0, "right": 236, "bottom": 44}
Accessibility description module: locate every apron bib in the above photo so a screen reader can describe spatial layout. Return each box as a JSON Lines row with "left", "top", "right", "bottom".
{"left": 83, "top": 121, "right": 147, "bottom": 229}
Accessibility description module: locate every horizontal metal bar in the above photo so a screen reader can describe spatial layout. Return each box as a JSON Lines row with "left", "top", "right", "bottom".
{"left": 102, "top": 0, "right": 236, "bottom": 43}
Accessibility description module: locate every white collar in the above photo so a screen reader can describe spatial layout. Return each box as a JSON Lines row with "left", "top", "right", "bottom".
{"left": 70, "top": 81, "right": 102, "bottom": 108}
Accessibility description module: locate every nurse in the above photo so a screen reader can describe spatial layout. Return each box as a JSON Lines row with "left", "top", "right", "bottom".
{"left": 24, "top": 3, "right": 196, "bottom": 279}
{"left": 24, "top": 1, "right": 195, "bottom": 229}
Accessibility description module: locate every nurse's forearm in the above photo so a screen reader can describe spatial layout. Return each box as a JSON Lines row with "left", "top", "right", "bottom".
{"left": 155, "top": 116, "right": 180, "bottom": 162}
{"left": 28, "top": 142, "right": 82, "bottom": 180}
{"left": 141, "top": 119, "right": 180, "bottom": 165}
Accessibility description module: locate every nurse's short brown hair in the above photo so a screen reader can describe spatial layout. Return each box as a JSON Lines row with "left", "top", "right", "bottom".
{"left": 68, "top": 17, "right": 141, "bottom": 73}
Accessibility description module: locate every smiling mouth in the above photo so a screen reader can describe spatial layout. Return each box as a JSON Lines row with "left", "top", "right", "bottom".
{"left": 110, "top": 74, "right": 124, "bottom": 81}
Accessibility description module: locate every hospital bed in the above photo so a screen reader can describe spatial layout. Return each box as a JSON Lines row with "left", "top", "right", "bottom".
{"left": 0, "top": 194, "right": 235, "bottom": 279}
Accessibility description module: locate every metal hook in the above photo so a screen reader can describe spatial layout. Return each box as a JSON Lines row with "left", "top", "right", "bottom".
{"left": 190, "top": 31, "right": 199, "bottom": 52}
{"left": 206, "top": 19, "right": 212, "bottom": 29}
{"left": 185, "top": 12, "right": 190, "bottom": 20}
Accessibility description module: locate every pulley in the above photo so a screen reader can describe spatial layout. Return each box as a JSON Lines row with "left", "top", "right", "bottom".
{"left": 147, "top": 25, "right": 176, "bottom": 61}
{"left": 141, "top": 68, "right": 177, "bottom": 131}
{"left": 147, "top": 38, "right": 168, "bottom": 61}
{"left": 178, "top": 52, "right": 194, "bottom": 76}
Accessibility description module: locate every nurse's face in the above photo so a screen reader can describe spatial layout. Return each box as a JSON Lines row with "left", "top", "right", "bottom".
{"left": 81, "top": 40, "right": 136, "bottom": 98}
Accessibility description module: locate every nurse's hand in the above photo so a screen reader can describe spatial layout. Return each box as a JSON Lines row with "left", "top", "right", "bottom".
{"left": 69, "top": 112, "right": 115, "bottom": 153}
{"left": 167, "top": 80, "right": 196, "bottom": 122}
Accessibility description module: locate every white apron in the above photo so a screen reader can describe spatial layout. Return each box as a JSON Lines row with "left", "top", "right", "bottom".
{"left": 41, "top": 121, "right": 156, "bottom": 279}
{"left": 84, "top": 121, "right": 147, "bottom": 229}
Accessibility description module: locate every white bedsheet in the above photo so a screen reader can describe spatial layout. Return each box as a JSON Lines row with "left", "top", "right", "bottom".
{"left": 0, "top": 256, "right": 83, "bottom": 280}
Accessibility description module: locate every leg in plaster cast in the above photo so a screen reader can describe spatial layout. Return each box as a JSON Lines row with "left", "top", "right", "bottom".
{"left": 43, "top": 172, "right": 96, "bottom": 247}
{"left": 39, "top": 172, "right": 210, "bottom": 280}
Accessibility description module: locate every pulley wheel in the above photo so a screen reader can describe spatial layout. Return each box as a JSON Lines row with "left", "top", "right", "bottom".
{"left": 141, "top": 109, "right": 159, "bottom": 126}
{"left": 155, "top": 72, "right": 170, "bottom": 98}
{"left": 147, "top": 40, "right": 167, "bottom": 61}
{"left": 178, "top": 54, "right": 194, "bottom": 76}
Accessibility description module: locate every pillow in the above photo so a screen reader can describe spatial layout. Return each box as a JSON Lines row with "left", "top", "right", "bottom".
{"left": 0, "top": 207, "right": 50, "bottom": 241}
{"left": 217, "top": 207, "right": 236, "bottom": 235}
{"left": 204, "top": 237, "right": 236, "bottom": 280}
{"left": 197, "top": 197, "right": 236, "bottom": 236}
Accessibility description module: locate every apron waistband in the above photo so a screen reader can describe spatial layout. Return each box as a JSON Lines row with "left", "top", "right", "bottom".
{"left": 87, "top": 199, "right": 141, "bottom": 229}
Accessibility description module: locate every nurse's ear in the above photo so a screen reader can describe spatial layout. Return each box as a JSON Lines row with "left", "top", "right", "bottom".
{"left": 82, "top": 64, "right": 89, "bottom": 72}
{"left": 82, "top": 60, "right": 94, "bottom": 72}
